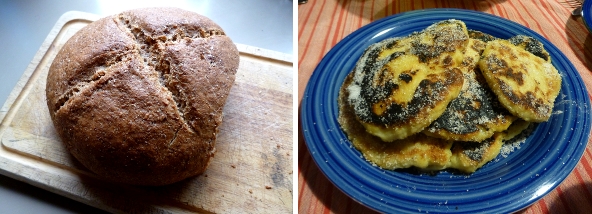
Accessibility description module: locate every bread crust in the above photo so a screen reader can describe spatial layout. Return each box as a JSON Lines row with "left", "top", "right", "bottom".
{"left": 46, "top": 7, "right": 239, "bottom": 186}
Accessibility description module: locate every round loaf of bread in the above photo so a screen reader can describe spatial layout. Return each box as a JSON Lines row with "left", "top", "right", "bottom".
{"left": 46, "top": 8, "right": 239, "bottom": 186}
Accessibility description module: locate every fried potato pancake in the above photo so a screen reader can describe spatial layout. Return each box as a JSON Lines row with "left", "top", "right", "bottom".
{"left": 509, "top": 35, "right": 551, "bottom": 63}
{"left": 423, "top": 38, "right": 516, "bottom": 142}
{"left": 346, "top": 19, "right": 469, "bottom": 142}
{"left": 500, "top": 119, "right": 531, "bottom": 141}
{"left": 468, "top": 30, "right": 498, "bottom": 43}
{"left": 339, "top": 74, "right": 453, "bottom": 170}
{"left": 478, "top": 39, "right": 561, "bottom": 122}
{"left": 448, "top": 134, "right": 504, "bottom": 173}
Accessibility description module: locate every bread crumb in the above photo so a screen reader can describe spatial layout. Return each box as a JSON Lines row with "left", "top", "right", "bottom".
{"left": 265, "top": 186, "right": 272, "bottom": 189}
{"left": 231, "top": 164, "right": 236, "bottom": 168}
{"left": 287, "top": 152, "right": 290, "bottom": 156}
{"left": 289, "top": 170, "right": 293, "bottom": 174}
{"left": 276, "top": 144, "right": 280, "bottom": 149}
{"left": 249, "top": 189, "right": 253, "bottom": 194}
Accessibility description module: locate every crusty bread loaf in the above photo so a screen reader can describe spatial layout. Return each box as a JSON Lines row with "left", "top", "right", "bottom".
{"left": 46, "top": 7, "right": 239, "bottom": 186}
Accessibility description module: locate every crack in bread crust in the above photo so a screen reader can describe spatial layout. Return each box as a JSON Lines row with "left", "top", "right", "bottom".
{"left": 114, "top": 14, "right": 223, "bottom": 135}
{"left": 53, "top": 50, "right": 133, "bottom": 113}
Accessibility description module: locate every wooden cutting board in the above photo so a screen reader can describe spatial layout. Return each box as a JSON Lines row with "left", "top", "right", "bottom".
{"left": 0, "top": 11, "right": 293, "bottom": 213}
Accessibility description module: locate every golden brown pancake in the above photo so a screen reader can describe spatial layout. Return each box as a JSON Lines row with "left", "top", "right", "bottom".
{"left": 448, "top": 133, "right": 504, "bottom": 173}
{"left": 501, "top": 119, "right": 531, "bottom": 141}
{"left": 339, "top": 73, "right": 453, "bottom": 170}
{"left": 346, "top": 19, "right": 468, "bottom": 142}
{"left": 468, "top": 30, "right": 498, "bottom": 43}
{"left": 478, "top": 39, "right": 561, "bottom": 122}
{"left": 423, "top": 38, "right": 516, "bottom": 142}
{"left": 509, "top": 35, "right": 551, "bottom": 63}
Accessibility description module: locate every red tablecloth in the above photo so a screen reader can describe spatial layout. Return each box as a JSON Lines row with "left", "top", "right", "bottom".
{"left": 298, "top": 0, "right": 592, "bottom": 213}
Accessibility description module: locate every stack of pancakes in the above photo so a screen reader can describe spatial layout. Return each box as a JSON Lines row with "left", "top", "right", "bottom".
{"left": 338, "top": 20, "right": 561, "bottom": 173}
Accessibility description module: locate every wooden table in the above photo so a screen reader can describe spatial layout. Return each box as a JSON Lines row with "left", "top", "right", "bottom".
{"left": 298, "top": 0, "right": 592, "bottom": 213}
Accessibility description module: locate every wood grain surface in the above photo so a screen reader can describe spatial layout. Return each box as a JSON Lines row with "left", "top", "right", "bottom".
{"left": 0, "top": 11, "right": 293, "bottom": 213}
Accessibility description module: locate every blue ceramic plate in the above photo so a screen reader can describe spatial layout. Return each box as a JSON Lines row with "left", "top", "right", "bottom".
{"left": 301, "top": 9, "right": 591, "bottom": 213}
{"left": 584, "top": 0, "right": 592, "bottom": 32}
